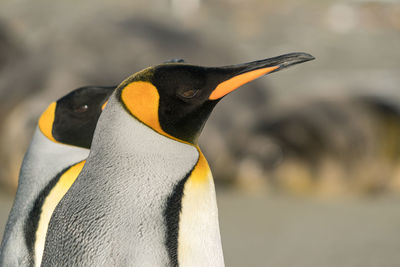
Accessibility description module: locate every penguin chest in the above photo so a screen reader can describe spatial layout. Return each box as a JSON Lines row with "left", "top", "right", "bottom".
{"left": 177, "top": 154, "right": 225, "bottom": 267}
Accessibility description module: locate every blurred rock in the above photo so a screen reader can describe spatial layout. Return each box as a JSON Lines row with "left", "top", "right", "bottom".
{"left": 209, "top": 94, "right": 400, "bottom": 196}
{"left": 0, "top": 0, "right": 400, "bottom": 197}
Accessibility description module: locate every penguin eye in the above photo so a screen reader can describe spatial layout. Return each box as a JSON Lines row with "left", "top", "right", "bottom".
{"left": 179, "top": 89, "right": 199, "bottom": 99}
{"left": 74, "top": 104, "right": 88, "bottom": 113}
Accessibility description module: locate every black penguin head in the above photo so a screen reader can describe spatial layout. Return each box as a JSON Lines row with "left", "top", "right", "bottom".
{"left": 118, "top": 53, "right": 314, "bottom": 144}
{"left": 38, "top": 86, "right": 115, "bottom": 148}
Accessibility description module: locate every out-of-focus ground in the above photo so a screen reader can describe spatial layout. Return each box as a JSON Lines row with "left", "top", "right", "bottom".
{"left": 1, "top": 188, "right": 400, "bottom": 266}
{"left": 1, "top": 0, "right": 400, "bottom": 266}
{"left": 218, "top": 191, "right": 400, "bottom": 267}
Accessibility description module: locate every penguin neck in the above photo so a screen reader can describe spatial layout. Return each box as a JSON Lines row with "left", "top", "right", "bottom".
{"left": 86, "top": 95, "right": 224, "bottom": 266}
{"left": 21, "top": 128, "right": 89, "bottom": 188}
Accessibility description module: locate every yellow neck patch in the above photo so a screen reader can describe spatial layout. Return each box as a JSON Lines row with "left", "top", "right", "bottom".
{"left": 177, "top": 149, "right": 220, "bottom": 266}
{"left": 38, "top": 102, "right": 57, "bottom": 143}
{"left": 190, "top": 149, "right": 211, "bottom": 183}
{"left": 34, "top": 160, "right": 86, "bottom": 267}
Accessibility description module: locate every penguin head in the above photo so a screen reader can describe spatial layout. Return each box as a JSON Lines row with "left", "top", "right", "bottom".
{"left": 38, "top": 86, "right": 115, "bottom": 148}
{"left": 118, "top": 53, "right": 314, "bottom": 144}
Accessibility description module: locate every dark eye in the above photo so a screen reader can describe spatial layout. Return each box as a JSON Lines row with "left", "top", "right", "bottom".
{"left": 179, "top": 89, "right": 199, "bottom": 99}
{"left": 74, "top": 104, "right": 88, "bottom": 113}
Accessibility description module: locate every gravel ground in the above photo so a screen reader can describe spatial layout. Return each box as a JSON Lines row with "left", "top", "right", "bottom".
{"left": 1, "top": 188, "right": 400, "bottom": 266}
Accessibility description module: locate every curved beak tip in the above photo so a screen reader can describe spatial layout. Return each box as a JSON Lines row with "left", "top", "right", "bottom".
{"left": 296, "top": 53, "right": 315, "bottom": 63}
{"left": 276, "top": 52, "right": 315, "bottom": 69}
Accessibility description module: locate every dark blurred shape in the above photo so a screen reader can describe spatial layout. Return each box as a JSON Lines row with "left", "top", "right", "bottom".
{"left": 164, "top": 59, "right": 185, "bottom": 63}
{"left": 207, "top": 94, "right": 400, "bottom": 196}
{"left": 0, "top": 21, "right": 20, "bottom": 71}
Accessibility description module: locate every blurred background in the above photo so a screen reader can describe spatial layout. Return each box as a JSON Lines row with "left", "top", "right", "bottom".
{"left": 1, "top": 0, "right": 400, "bottom": 266}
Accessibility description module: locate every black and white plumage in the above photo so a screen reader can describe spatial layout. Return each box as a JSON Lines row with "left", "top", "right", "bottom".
{"left": 42, "top": 53, "right": 313, "bottom": 266}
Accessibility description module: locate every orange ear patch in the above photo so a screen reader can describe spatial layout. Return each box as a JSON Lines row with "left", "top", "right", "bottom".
{"left": 121, "top": 81, "right": 165, "bottom": 134}
{"left": 209, "top": 66, "right": 279, "bottom": 100}
{"left": 38, "top": 102, "right": 57, "bottom": 142}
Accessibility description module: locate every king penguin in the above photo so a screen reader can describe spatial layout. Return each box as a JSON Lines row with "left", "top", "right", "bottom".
{"left": 42, "top": 52, "right": 314, "bottom": 267}
{"left": 0, "top": 86, "right": 115, "bottom": 266}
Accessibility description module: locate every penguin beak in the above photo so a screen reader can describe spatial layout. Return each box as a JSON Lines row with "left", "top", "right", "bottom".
{"left": 209, "top": 52, "right": 315, "bottom": 100}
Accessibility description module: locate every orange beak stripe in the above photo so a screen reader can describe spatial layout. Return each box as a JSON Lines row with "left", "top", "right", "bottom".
{"left": 209, "top": 66, "right": 279, "bottom": 100}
